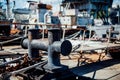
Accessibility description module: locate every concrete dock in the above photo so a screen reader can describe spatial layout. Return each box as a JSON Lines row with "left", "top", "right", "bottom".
{"left": 71, "top": 59, "right": 120, "bottom": 80}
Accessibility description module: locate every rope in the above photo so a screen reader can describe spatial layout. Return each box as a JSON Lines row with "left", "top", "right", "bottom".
{"left": 0, "top": 36, "right": 23, "bottom": 45}
{"left": 0, "top": 55, "right": 25, "bottom": 67}
{"left": 65, "top": 31, "right": 81, "bottom": 39}
{"left": 10, "top": 60, "right": 47, "bottom": 75}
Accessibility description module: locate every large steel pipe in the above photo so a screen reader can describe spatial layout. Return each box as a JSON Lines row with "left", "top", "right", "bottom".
{"left": 21, "top": 39, "right": 72, "bottom": 56}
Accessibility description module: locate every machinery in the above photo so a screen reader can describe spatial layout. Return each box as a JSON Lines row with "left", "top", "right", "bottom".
{"left": 0, "top": 20, "right": 11, "bottom": 36}
{"left": 0, "top": 0, "right": 13, "bottom": 37}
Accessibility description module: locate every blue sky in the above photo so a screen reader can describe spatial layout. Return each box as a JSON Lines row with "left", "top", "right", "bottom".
{"left": 1, "top": 0, "right": 120, "bottom": 12}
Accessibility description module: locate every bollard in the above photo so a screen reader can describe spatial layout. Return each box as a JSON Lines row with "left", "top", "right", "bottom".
{"left": 21, "top": 39, "right": 71, "bottom": 55}
{"left": 27, "top": 29, "right": 40, "bottom": 59}
{"left": 21, "top": 28, "right": 72, "bottom": 71}
{"left": 47, "top": 28, "right": 71, "bottom": 70}
{"left": 48, "top": 28, "right": 61, "bottom": 44}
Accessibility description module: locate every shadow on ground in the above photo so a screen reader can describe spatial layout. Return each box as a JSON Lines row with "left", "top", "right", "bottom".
{"left": 71, "top": 59, "right": 120, "bottom": 80}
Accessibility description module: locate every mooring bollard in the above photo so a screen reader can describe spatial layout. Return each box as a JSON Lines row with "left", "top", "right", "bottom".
{"left": 47, "top": 28, "right": 72, "bottom": 71}
{"left": 48, "top": 28, "right": 61, "bottom": 44}
{"left": 27, "top": 29, "right": 40, "bottom": 59}
{"left": 21, "top": 28, "right": 72, "bottom": 71}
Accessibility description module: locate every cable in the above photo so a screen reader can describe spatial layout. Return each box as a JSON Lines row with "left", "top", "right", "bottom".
{"left": 0, "top": 36, "right": 23, "bottom": 44}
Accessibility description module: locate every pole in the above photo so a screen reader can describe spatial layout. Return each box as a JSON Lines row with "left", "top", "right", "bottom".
{"left": 118, "top": 7, "right": 120, "bottom": 24}
{"left": 117, "top": 5, "right": 120, "bottom": 24}
{"left": 6, "top": 0, "right": 10, "bottom": 19}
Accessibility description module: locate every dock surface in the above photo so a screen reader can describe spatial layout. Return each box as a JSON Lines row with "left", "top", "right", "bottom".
{"left": 71, "top": 59, "right": 120, "bottom": 80}
{"left": 0, "top": 44, "right": 120, "bottom": 80}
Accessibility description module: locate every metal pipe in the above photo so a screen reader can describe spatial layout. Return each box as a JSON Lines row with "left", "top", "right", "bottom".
{"left": 117, "top": 5, "right": 120, "bottom": 24}
{"left": 21, "top": 39, "right": 72, "bottom": 56}
{"left": 21, "top": 39, "right": 48, "bottom": 50}
{"left": 6, "top": 0, "right": 10, "bottom": 19}
{"left": 43, "top": 10, "right": 52, "bottom": 39}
